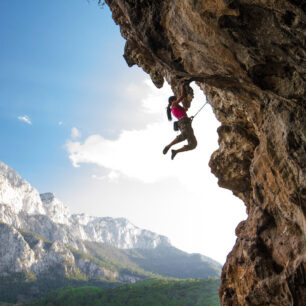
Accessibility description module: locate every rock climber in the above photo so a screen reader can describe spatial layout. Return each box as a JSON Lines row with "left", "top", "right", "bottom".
{"left": 163, "top": 81, "right": 197, "bottom": 160}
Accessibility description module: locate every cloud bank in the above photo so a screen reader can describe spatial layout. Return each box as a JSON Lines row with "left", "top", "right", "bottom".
{"left": 66, "top": 80, "right": 219, "bottom": 191}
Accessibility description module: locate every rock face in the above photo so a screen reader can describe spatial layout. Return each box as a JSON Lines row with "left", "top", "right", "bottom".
{"left": 105, "top": 1, "right": 305, "bottom": 305}
{"left": 40, "top": 193, "right": 70, "bottom": 225}
{"left": 0, "top": 162, "right": 45, "bottom": 215}
{"left": 0, "top": 222, "right": 35, "bottom": 273}
{"left": 0, "top": 221, "right": 118, "bottom": 280}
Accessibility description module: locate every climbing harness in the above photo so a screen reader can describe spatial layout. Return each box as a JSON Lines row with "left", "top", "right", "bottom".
{"left": 172, "top": 101, "right": 209, "bottom": 131}
{"left": 173, "top": 121, "right": 179, "bottom": 131}
{"left": 172, "top": 101, "right": 209, "bottom": 132}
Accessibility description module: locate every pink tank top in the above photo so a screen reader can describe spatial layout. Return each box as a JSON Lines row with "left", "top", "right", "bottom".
{"left": 171, "top": 105, "right": 187, "bottom": 120}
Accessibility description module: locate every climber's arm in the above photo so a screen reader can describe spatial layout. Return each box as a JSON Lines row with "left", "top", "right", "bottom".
{"left": 171, "top": 83, "right": 185, "bottom": 108}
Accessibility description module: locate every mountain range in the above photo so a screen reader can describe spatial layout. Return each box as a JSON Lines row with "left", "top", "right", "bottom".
{"left": 0, "top": 161, "right": 221, "bottom": 302}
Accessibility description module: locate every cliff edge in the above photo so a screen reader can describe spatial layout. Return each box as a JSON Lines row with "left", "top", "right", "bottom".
{"left": 105, "top": 0, "right": 305, "bottom": 305}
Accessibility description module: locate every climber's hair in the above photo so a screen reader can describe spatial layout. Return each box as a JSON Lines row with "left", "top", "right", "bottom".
{"left": 167, "top": 96, "right": 176, "bottom": 121}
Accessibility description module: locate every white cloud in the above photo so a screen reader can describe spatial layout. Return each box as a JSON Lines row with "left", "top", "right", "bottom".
{"left": 17, "top": 115, "right": 32, "bottom": 125}
{"left": 92, "top": 170, "right": 120, "bottom": 182}
{"left": 71, "top": 127, "right": 81, "bottom": 139}
{"left": 108, "top": 170, "right": 120, "bottom": 181}
{"left": 58, "top": 121, "right": 63, "bottom": 126}
{"left": 66, "top": 80, "right": 219, "bottom": 192}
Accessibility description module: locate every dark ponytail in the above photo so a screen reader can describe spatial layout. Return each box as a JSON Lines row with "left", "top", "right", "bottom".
{"left": 167, "top": 96, "right": 176, "bottom": 121}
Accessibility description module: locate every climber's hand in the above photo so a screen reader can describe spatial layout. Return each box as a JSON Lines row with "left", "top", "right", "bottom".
{"left": 182, "top": 79, "right": 191, "bottom": 85}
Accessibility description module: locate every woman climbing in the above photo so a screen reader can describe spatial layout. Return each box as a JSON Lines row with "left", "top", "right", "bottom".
{"left": 163, "top": 81, "right": 197, "bottom": 160}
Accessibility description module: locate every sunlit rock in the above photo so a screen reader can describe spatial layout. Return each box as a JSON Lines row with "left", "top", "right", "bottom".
{"left": 105, "top": 0, "right": 305, "bottom": 304}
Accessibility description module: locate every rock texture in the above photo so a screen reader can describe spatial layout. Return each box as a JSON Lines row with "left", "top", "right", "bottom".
{"left": 40, "top": 193, "right": 70, "bottom": 225}
{"left": 105, "top": 0, "right": 305, "bottom": 305}
{"left": 0, "top": 221, "right": 119, "bottom": 280}
{"left": 0, "top": 162, "right": 45, "bottom": 215}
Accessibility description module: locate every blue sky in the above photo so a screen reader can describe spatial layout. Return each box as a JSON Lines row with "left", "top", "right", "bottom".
{"left": 0, "top": 0, "right": 246, "bottom": 263}
{"left": 0, "top": 0, "right": 143, "bottom": 188}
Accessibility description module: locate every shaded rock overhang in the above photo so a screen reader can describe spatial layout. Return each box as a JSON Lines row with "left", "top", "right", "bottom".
{"left": 104, "top": 1, "right": 306, "bottom": 305}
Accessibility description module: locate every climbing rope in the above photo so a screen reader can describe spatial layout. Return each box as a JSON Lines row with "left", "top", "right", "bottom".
{"left": 190, "top": 101, "right": 209, "bottom": 121}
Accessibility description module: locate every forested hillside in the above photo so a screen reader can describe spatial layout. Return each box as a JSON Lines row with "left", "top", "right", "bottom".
{"left": 27, "top": 278, "right": 220, "bottom": 306}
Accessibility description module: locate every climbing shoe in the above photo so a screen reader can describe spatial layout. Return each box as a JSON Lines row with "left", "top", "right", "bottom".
{"left": 171, "top": 150, "right": 177, "bottom": 160}
{"left": 163, "top": 146, "right": 170, "bottom": 155}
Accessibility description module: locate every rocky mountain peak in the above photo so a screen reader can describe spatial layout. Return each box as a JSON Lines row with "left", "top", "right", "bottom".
{"left": 0, "top": 161, "right": 23, "bottom": 188}
{"left": 40, "top": 192, "right": 56, "bottom": 203}
{"left": 40, "top": 192, "right": 70, "bottom": 225}
{"left": 0, "top": 161, "right": 45, "bottom": 215}
{"left": 0, "top": 161, "right": 171, "bottom": 250}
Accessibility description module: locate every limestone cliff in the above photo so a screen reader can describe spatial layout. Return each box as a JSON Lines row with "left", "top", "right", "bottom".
{"left": 105, "top": 0, "right": 306, "bottom": 305}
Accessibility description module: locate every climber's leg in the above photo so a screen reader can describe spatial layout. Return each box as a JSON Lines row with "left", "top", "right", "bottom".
{"left": 163, "top": 133, "right": 186, "bottom": 154}
{"left": 171, "top": 131, "right": 197, "bottom": 160}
